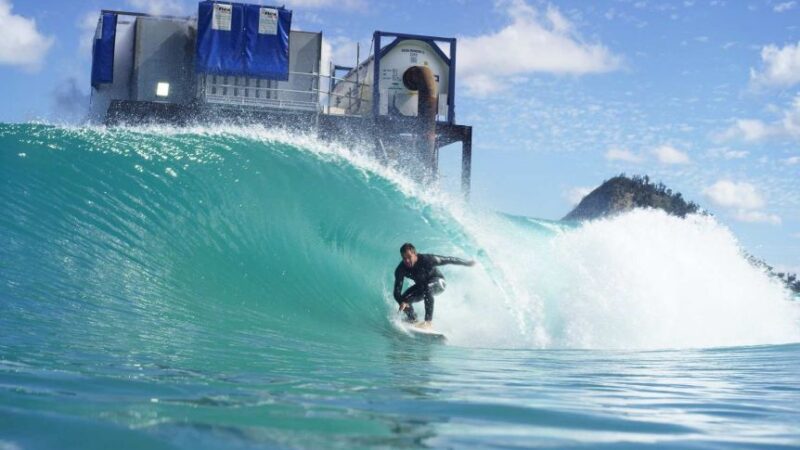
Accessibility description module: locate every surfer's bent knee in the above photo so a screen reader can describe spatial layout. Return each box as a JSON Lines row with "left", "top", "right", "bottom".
{"left": 429, "top": 278, "right": 446, "bottom": 296}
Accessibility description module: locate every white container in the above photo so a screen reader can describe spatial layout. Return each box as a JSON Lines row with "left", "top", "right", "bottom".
{"left": 331, "top": 37, "right": 451, "bottom": 121}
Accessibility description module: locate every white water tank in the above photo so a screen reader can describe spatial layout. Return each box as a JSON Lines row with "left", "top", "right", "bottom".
{"left": 331, "top": 33, "right": 455, "bottom": 122}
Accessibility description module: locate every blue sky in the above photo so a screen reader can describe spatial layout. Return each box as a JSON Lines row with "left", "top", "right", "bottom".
{"left": 1, "top": 0, "right": 799, "bottom": 271}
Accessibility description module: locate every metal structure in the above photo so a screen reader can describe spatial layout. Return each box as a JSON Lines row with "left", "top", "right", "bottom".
{"left": 89, "top": 2, "right": 473, "bottom": 196}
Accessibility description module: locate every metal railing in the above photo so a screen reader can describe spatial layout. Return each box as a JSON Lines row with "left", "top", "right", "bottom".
{"left": 197, "top": 71, "right": 372, "bottom": 116}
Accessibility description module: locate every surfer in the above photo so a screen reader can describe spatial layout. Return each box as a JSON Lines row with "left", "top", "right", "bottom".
{"left": 393, "top": 242, "right": 475, "bottom": 329}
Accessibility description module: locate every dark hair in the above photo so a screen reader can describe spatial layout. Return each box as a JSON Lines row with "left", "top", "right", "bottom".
{"left": 400, "top": 242, "right": 416, "bottom": 254}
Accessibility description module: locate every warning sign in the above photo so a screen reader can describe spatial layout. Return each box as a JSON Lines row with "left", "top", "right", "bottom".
{"left": 259, "top": 8, "right": 278, "bottom": 35}
{"left": 212, "top": 3, "right": 232, "bottom": 31}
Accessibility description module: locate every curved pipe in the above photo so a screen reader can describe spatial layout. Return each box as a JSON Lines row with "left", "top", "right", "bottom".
{"left": 402, "top": 66, "right": 438, "bottom": 176}
{"left": 402, "top": 66, "right": 438, "bottom": 101}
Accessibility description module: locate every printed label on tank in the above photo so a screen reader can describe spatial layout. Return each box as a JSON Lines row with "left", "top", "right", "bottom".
{"left": 212, "top": 3, "right": 232, "bottom": 31}
{"left": 402, "top": 48, "right": 424, "bottom": 64}
{"left": 258, "top": 8, "right": 278, "bottom": 35}
{"left": 381, "top": 68, "right": 399, "bottom": 82}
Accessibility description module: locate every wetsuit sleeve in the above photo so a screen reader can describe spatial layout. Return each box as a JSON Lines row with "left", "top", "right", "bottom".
{"left": 430, "top": 255, "right": 472, "bottom": 266}
{"left": 393, "top": 265, "right": 405, "bottom": 303}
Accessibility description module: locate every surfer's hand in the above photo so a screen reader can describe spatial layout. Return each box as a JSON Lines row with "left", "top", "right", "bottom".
{"left": 466, "top": 260, "right": 476, "bottom": 267}
{"left": 398, "top": 302, "right": 409, "bottom": 311}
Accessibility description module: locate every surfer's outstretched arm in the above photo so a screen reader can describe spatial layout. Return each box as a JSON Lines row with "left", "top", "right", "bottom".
{"left": 431, "top": 255, "right": 475, "bottom": 267}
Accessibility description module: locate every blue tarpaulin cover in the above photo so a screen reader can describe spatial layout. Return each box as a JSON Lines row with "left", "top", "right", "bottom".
{"left": 243, "top": 4, "right": 291, "bottom": 80}
{"left": 196, "top": 2, "right": 246, "bottom": 76}
{"left": 196, "top": 1, "right": 291, "bottom": 80}
{"left": 91, "top": 12, "right": 117, "bottom": 87}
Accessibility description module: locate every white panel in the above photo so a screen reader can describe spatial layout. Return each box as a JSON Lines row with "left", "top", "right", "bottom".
{"left": 258, "top": 8, "right": 278, "bottom": 35}
{"left": 438, "top": 94, "right": 448, "bottom": 119}
{"left": 212, "top": 4, "right": 232, "bottom": 31}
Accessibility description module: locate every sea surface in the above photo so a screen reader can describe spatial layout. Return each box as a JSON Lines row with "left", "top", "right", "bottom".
{"left": 1, "top": 124, "right": 799, "bottom": 449}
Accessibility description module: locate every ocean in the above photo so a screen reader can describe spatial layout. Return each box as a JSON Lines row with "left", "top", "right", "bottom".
{"left": 1, "top": 123, "right": 799, "bottom": 449}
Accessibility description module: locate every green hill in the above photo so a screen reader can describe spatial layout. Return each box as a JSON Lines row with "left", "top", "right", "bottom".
{"left": 563, "top": 174, "right": 700, "bottom": 221}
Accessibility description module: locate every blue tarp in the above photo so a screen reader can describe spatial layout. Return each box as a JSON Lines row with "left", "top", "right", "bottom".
{"left": 243, "top": 4, "right": 291, "bottom": 80}
{"left": 196, "top": 1, "right": 291, "bottom": 80}
{"left": 91, "top": 12, "right": 117, "bottom": 87}
{"left": 196, "top": 2, "right": 246, "bottom": 76}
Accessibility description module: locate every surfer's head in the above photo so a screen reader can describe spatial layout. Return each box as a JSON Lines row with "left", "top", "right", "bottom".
{"left": 400, "top": 243, "right": 418, "bottom": 268}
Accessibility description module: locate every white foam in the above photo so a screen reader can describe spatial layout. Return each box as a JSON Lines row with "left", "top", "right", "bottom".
{"left": 61, "top": 122, "right": 446, "bottom": 206}
{"left": 440, "top": 208, "right": 800, "bottom": 350}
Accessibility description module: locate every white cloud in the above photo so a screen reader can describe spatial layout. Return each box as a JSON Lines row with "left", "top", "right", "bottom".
{"left": 703, "top": 180, "right": 781, "bottom": 225}
{"left": 0, "top": 0, "right": 54, "bottom": 71}
{"left": 707, "top": 147, "right": 749, "bottom": 159}
{"left": 750, "top": 41, "right": 800, "bottom": 88}
{"left": 716, "top": 94, "right": 800, "bottom": 142}
{"left": 321, "top": 35, "right": 363, "bottom": 72}
{"left": 718, "top": 119, "right": 770, "bottom": 141}
{"left": 458, "top": 1, "right": 622, "bottom": 96}
{"left": 734, "top": 210, "right": 782, "bottom": 225}
{"left": 792, "top": 232, "right": 800, "bottom": 239}
{"left": 785, "top": 155, "right": 800, "bottom": 165}
{"left": 78, "top": 11, "right": 99, "bottom": 58}
{"left": 126, "top": 0, "right": 188, "bottom": 16}
{"left": 774, "top": 1, "right": 797, "bottom": 12}
{"left": 703, "top": 180, "right": 765, "bottom": 210}
{"left": 564, "top": 186, "right": 594, "bottom": 205}
{"left": 703, "top": 180, "right": 764, "bottom": 209}
{"left": 604, "top": 147, "right": 643, "bottom": 163}
{"left": 652, "top": 144, "right": 690, "bottom": 164}
{"left": 783, "top": 95, "right": 800, "bottom": 136}
{"left": 725, "top": 150, "right": 749, "bottom": 159}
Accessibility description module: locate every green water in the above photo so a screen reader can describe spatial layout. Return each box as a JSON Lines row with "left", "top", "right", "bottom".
{"left": 1, "top": 124, "right": 800, "bottom": 449}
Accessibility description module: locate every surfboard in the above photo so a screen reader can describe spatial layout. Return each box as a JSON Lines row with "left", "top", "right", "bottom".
{"left": 397, "top": 321, "right": 447, "bottom": 341}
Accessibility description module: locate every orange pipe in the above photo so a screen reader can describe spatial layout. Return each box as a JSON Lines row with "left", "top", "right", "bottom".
{"left": 402, "top": 66, "right": 438, "bottom": 174}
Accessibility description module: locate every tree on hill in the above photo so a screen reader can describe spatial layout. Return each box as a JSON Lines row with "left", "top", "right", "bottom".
{"left": 563, "top": 174, "right": 700, "bottom": 221}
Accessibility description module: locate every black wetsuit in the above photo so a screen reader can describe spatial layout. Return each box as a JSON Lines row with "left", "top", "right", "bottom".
{"left": 393, "top": 254, "right": 471, "bottom": 322}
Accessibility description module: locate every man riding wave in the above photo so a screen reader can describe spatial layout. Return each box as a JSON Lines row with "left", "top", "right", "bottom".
{"left": 393, "top": 242, "right": 475, "bottom": 329}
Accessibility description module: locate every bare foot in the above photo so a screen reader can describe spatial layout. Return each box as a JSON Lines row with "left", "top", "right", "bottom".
{"left": 415, "top": 321, "right": 432, "bottom": 329}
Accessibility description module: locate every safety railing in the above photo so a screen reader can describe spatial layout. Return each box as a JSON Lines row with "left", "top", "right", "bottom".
{"left": 197, "top": 71, "right": 372, "bottom": 116}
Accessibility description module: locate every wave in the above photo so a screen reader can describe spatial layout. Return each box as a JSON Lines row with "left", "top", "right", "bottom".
{"left": 1, "top": 123, "right": 798, "bottom": 353}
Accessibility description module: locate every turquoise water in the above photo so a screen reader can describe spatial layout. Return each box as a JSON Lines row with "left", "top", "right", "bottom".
{"left": 1, "top": 124, "right": 799, "bottom": 449}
